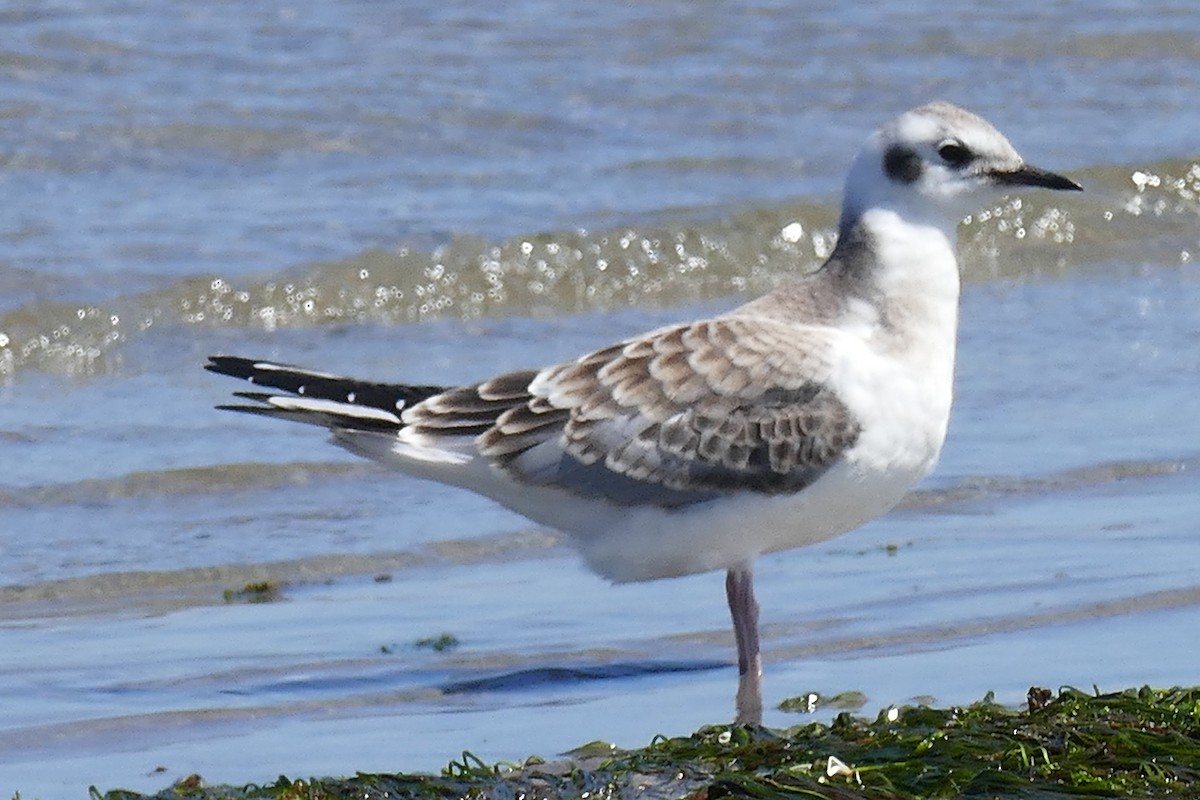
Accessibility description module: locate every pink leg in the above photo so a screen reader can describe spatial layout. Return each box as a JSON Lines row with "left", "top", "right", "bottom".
{"left": 725, "top": 566, "right": 763, "bottom": 725}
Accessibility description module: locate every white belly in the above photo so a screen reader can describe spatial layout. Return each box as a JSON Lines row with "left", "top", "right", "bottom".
{"left": 565, "top": 454, "right": 933, "bottom": 583}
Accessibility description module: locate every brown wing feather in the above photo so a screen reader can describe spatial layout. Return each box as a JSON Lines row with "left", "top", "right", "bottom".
{"left": 403, "top": 369, "right": 543, "bottom": 437}
{"left": 400, "top": 317, "right": 859, "bottom": 503}
{"left": 449, "top": 318, "right": 861, "bottom": 501}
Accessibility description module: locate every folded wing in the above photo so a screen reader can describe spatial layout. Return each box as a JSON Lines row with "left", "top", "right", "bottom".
{"left": 403, "top": 317, "right": 862, "bottom": 507}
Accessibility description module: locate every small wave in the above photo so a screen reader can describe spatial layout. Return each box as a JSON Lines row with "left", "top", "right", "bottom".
{"left": 0, "top": 461, "right": 371, "bottom": 509}
{"left": 1, "top": 159, "right": 1194, "bottom": 384}
{"left": 440, "top": 660, "right": 726, "bottom": 695}
{"left": 0, "top": 528, "right": 562, "bottom": 617}
{"left": 904, "top": 456, "right": 1193, "bottom": 511}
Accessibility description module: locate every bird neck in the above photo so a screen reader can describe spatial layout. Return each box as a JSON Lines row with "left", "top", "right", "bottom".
{"left": 832, "top": 207, "right": 961, "bottom": 311}
{"left": 827, "top": 207, "right": 961, "bottom": 361}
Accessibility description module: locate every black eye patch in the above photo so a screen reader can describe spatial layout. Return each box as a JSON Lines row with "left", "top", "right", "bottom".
{"left": 937, "top": 141, "right": 973, "bottom": 168}
{"left": 883, "top": 144, "right": 922, "bottom": 184}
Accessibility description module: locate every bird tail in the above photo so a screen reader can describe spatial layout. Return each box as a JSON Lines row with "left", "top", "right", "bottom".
{"left": 205, "top": 355, "right": 446, "bottom": 433}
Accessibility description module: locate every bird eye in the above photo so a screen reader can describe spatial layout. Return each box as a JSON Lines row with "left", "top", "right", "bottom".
{"left": 937, "top": 141, "right": 973, "bottom": 168}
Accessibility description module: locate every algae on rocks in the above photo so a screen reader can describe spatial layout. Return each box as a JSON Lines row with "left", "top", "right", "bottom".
{"left": 96, "top": 685, "right": 1200, "bottom": 800}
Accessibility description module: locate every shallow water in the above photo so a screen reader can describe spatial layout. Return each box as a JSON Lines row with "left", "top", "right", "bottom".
{"left": 2, "top": 1, "right": 1200, "bottom": 797}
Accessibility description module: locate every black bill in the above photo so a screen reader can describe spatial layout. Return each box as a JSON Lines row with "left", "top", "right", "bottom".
{"left": 990, "top": 164, "right": 1083, "bottom": 191}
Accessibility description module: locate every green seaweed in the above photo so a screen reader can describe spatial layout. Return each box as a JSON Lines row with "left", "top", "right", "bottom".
{"left": 222, "top": 582, "right": 283, "bottom": 604}
{"left": 780, "top": 691, "right": 870, "bottom": 714}
{"left": 414, "top": 633, "right": 460, "bottom": 652}
{"left": 93, "top": 685, "right": 1200, "bottom": 799}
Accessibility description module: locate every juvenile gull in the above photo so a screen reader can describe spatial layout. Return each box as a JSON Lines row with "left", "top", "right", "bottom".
{"left": 206, "top": 102, "right": 1080, "bottom": 725}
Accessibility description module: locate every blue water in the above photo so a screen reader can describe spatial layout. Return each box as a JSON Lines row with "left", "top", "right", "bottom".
{"left": 2, "top": 1, "right": 1200, "bottom": 797}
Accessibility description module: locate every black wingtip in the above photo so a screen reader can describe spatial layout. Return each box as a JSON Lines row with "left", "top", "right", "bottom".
{"left": 205, "top": 355, "right": 271, "bottom": 380}
{"left": 205, "top": 354, "right": 448, "bottom": 422}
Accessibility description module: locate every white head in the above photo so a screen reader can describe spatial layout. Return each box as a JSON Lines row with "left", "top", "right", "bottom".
{"left": 839, "top": 101, "right": 1080, "bottom": 232}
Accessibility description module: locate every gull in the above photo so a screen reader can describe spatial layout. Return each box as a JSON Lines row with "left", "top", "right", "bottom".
{"left": 206, "top": 102, "right": 1080, "bottom": 725}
